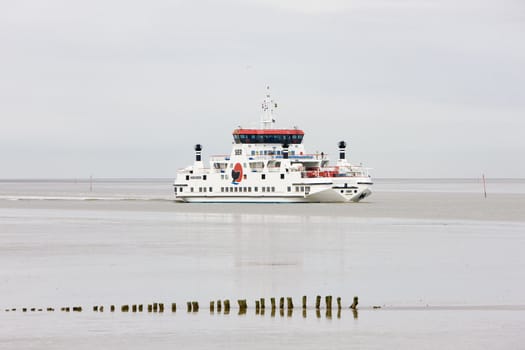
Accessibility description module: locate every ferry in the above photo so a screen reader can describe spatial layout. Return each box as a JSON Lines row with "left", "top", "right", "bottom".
{"left": 173, "top": 88, "right": 372, "bottom": 203}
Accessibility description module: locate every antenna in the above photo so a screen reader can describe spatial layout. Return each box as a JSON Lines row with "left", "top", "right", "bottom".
{"left": 260, "top": 86, "right": 277, "bottom": 129}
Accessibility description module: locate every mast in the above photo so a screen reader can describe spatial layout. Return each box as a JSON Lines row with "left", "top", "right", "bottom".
{"left": 260, "top": 86, "right": 277, "bottom": 129}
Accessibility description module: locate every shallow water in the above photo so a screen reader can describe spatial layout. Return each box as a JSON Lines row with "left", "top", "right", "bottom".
{"left": 0, "top": 179, "right": 524, "bottom": 349}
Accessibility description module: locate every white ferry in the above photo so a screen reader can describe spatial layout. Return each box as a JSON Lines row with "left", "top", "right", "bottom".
{"left": 173, "top": 89, "right": 372, "bottom": 203}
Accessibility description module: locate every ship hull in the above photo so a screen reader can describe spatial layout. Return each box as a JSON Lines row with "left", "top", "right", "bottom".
{"left": 175, "top": 184, "right": 372, "bottom": 203}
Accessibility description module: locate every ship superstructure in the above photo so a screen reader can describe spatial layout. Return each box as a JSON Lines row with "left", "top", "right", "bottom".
{"left": 173, "top": 88, "right": 372, "bottom": 203}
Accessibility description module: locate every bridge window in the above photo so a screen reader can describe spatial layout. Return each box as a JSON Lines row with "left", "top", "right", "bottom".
{"left": 234, "top": 133, "right": 304, "bottom": 144}
{"left": 209, "top": 187, "right": 212, "bottom": 192}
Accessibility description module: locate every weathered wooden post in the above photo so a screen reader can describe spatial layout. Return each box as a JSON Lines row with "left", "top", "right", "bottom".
{"left": 302, "top": 296, "right": 307, "bottom": 310}
{"left": 186, "top": 302, "right": 192, "bottom": 312}
{"left": 326, "top": 308, "right": 332, "bottom": 319}
{"left": 132, "top": 304, "right": 137, "bottom": 312}
{"left": 260, "top": 298, "right": 265, "bottom": 310}
{"left": 325, "top": 295, "right": 332, "bottom": 310}
{"left": 121, "top": 305, "right": 129, "bottom": 312}
{"left": 99, "top": 306, "right": 104, "bottom": 312}
{"left": 255, "top": 300, "right": 260, "bottom": 314}
{"left": 192, "top": 301, "right": 199, "bottom": 312}
{"left": 238, "top": 299, "right": 247, "bottom": 312}
{"left": 171, "top": 303, "right": 177, "bottom": 312}
{"left": 337, "top": 297, "right": 341, "bottom": 310}
{"left": 138, "top": 304, "right": 143, "bottom": 312}
{"left": 148, "top": 304, "right": 153, "bottom": 312}
{"left": 287, "top": 297, "right": 293, "bottom": 309}
{"left": 315, "top": 295, "right": 321, "bottom": 309}
{"left": 209, "top": 301, "right": 214, "bottom": 312}
{"left": 153, "top": 303, "right": 158, "bottom": 312}
{"left": 217, "top": 300, "right": 222, "bottom": 312}
{"left": 224, "top": 299, "right": 230, "bottom": 313}
{"left": 159, "top": 303, "right": 164, "bottom": 313}
{"left": 279, "top": 297, "right": 284, "bottom": 310}
{"left": 110, "top": 305, "right": 115, "bottom": 312}
{"left": 350, "top": 296, "right": 358, "bottom": 310}
{"left": 73, "top": 306, "right": 82, "bottom": 312}
{"left": 270, "top": 297, "right": 276, "bottom": 310}
{"left": 93, "top": 306, "right": 98, "bottom": 312}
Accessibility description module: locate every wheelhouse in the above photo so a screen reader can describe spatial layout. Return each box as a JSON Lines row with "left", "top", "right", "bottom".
{"left": 232, "top": 129, "right": 304, "bottom": 144}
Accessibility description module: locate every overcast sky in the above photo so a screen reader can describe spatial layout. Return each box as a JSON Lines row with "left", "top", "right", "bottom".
{"left": 1, "top": 0, "right": 524, "bottom": 178}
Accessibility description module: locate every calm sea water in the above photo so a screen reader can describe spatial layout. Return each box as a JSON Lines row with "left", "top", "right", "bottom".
{"left": 0, "top": 179, "right": 524, "bottom": 349}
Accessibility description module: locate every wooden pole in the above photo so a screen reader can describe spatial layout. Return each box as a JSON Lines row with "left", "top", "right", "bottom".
{"left": 482, "top": 173, "right": 487, "bottom": 198}
{"left": 350, "top": 296, "right": 358, "bottom": 309}
{"left": 302, "top": 296, "right": 307, "bottom": 309}
{"left": 192, "top": 301, "right": 199, "bottom": 312}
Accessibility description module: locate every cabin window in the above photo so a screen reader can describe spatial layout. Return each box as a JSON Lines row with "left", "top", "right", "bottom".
{"left": 243, "top": 174, "right": 247, "bottom": 180}
{"left": 235, "top": 187, "right": 238, "bottom": 192}
{"left": 261, "top": 174, "right": 266, "bottom": 180}
{"left": 262, "top": 187, "right": 266, "bottom": 192}
{"left": 203, "top": 175, "right": 207, "bottom": 180}
{"left": 186, "top": 175, "right": 190, "bottom": 181}
{"left": 280, "top": 174, "right": 285, "bottom": 179}
{"left": 300, "top": 186, "right": 304, "bottom": 192}
{"left": 180, "top": 188, "right": 183, "bottom": 193}
{"left": 191, "top": 187, "right": 194, "bottom": 192}
{"left": 254, "top": 187, "right": 258, "bottom": 192}
{"left": 305, "top": 186, "right": 310, "bottom": 192}
{"left": 251, "top": 150, "right": 255, "bottom": 155}
{"left": 271, "top": 187, "right": 275, "bottom": 192}
{"left": 221, "top": 187, "right": 224, "bottom": 192}
{"left": 295, "top": 186, "right": 299, "bottom": 192}
{"left": 248, "top": 187, "right": 252, "bottom": 192}
{"left": 209, "top": 187, "right": 212, "bottom": 192}
{"left": 287, "top": 187, "right": 291, "bottom": 192}
{"left": 174, "top": 187, "right": 177, "bottom": 193}
{"left": 235, "top": 149, "right": 242, "bottom": 155}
